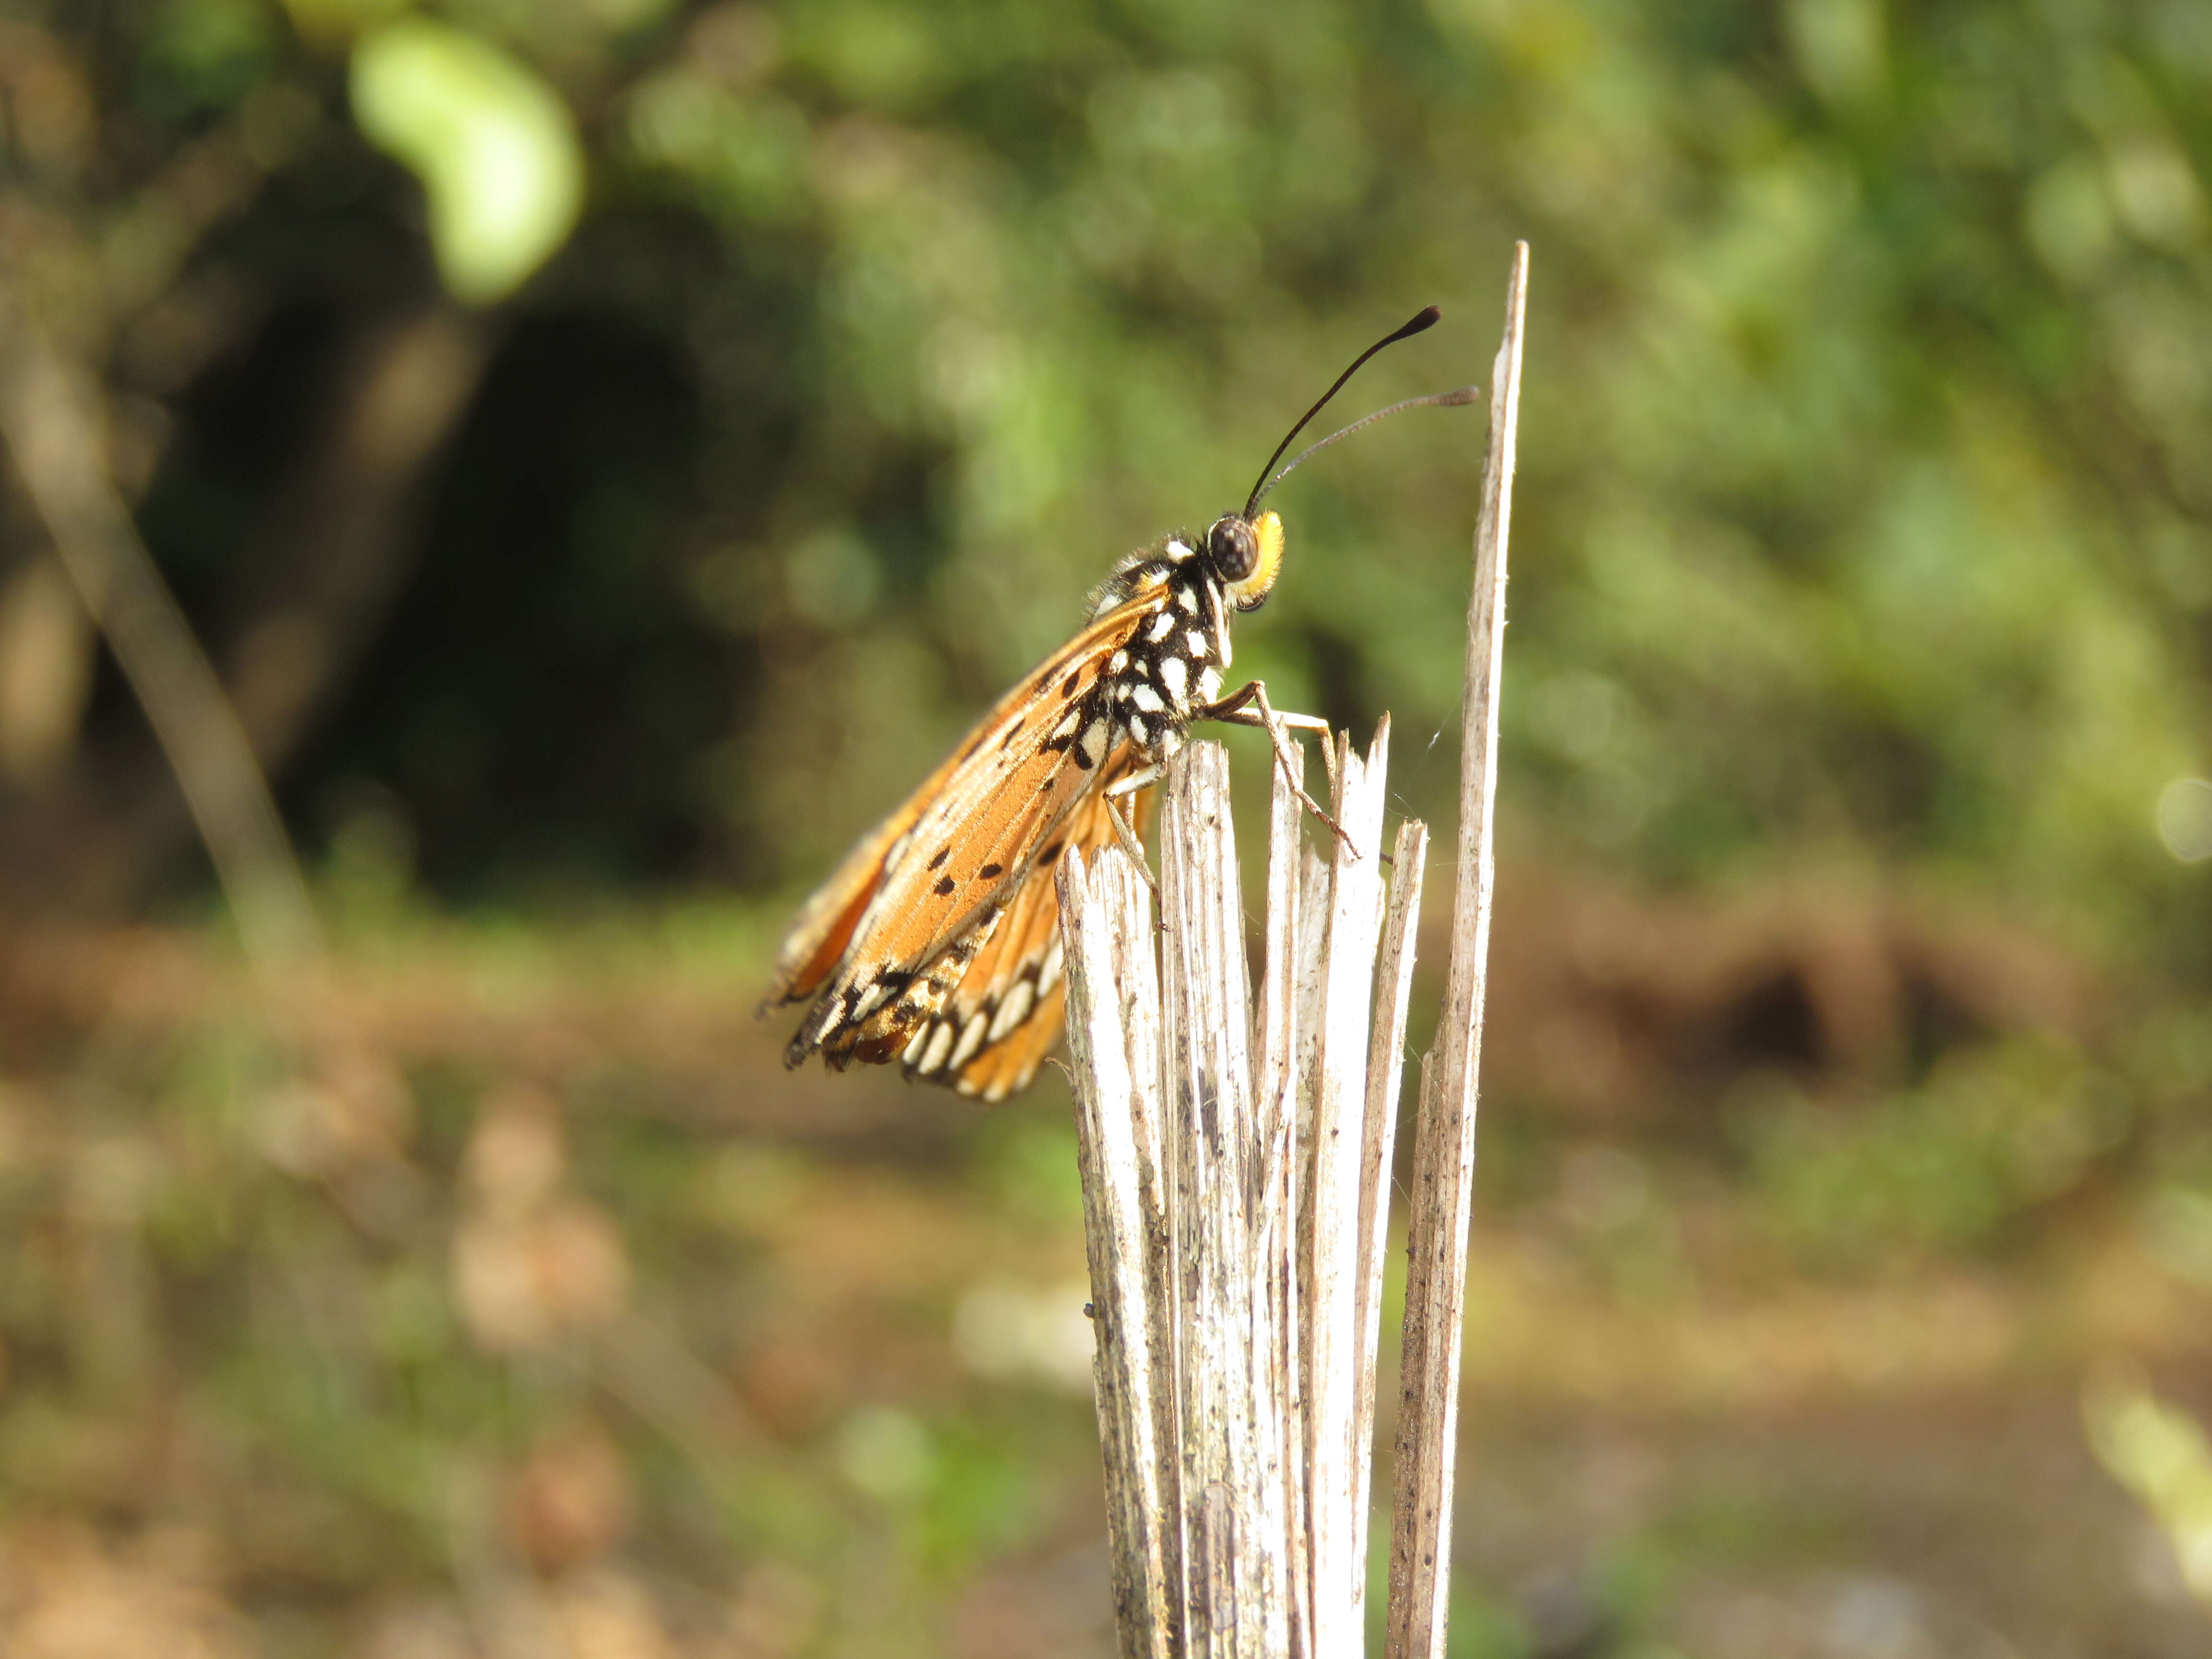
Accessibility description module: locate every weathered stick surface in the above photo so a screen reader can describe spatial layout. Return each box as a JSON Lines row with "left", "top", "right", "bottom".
{"left": 1157, "top": 740, "right": 1285, "bottom": 1654}
{"left": 1060, "top": 725, "right": 1426, "bottom": 1657}
{"left": 1349, "top": 813, "right": 1429, "bottom": 1620}
{"left": 1061, "top": 844, "right": 1178, "bottom": 1657}
{"left": 1385, "top": 243, "right": 1527, "bottom": 1659}
{"left": 1302, "top": 722, "right": 1391, "bottom": 1656}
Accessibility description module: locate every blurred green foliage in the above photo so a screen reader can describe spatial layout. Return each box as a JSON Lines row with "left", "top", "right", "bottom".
{"left": 25, "top": 0, "right": 2207, "bottom": 957}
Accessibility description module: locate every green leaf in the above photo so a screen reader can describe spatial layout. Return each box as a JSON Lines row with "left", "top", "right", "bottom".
{"left": 350, "top": 19, "right": 583, "bottom": 304}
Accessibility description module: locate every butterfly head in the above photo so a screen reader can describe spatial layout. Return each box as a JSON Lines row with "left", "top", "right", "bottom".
{"left": 1205, "top": 511, "right": 1284, "bottom": 613}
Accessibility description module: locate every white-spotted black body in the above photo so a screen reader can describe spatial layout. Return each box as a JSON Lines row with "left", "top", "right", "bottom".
{"left": 1078, "top": 508, "right": 1286, "bottom": 761}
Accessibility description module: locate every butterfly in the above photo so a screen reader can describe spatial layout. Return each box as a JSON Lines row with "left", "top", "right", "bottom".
{"left": 764, "top": 308, "right": 1472, "bottom": 1100}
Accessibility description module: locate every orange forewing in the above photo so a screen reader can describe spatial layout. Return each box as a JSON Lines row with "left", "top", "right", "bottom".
{"left": 762, "top": 797, "right": 924, "bottom": 1011}
{"left": 764, "top": 598, "right": 1157, "bottom": 1010}
{"left": 772, "top": 597, "right": 1167, "bottom": 1081}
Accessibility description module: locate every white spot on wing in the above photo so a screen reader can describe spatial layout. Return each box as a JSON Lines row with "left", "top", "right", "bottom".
{"left": 1037, "top": 938, "right": 1064, "bottom": 994}
{"left": 1109, "top": 649, "right": 1129, "bottom": 673}
{"left": 1128, "top": 714, "right": 1150, "bottom": 746}
{"left": 1080, "top": 720, "right": 1108, "bottom": 766}
{"left": 951, "top": 1011, "right": 989, "bottom": 1069}
{"left": 1186, "top": 630, "right": 1209, "bottom": 658}
{"left": 1158, "top": 657, "right": 1188, "bottom": 702}
{"left": 1167, "top": 540, "right": 1193, "bottom": 561}
{"left": 915, "top": 1021, "right": 956, "bottom": 1075}
{"left": 987, "top": 979, "right": 1035, "bottom": 1042}
{"left": 1131, "top": 683, "right": 1165, "bottom": 714}
{"left": 1148, "top": 612, "right": 1176, "bottom": 643}
{"left": 1178, "top": 586, "right": 1200, "bottom": 613}
{"left": 1051, "top": 709, "right": 1081, "bottom": 740}
{"left": 1199, "top": 665, "right": 1223, "bottom": 704}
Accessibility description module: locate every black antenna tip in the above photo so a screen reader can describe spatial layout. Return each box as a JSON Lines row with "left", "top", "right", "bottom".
{"left": 1241, "top": 305, "right": 1450, "bottom": 516}
{"left": 1378, "top": 307, "right": 1443, "bottom": 349}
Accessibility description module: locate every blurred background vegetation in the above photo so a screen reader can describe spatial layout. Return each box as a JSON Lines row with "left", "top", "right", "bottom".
{"left": 3, "top": 0, "right": 2212, "bottom": 1653}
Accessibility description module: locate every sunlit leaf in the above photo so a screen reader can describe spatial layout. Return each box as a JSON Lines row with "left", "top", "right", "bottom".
{"left": 350, "top": 19, "right": 583, "bottom": 304}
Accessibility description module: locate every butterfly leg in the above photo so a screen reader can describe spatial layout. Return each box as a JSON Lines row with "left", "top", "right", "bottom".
{"left": 1103, "top": 766, "right": 1163, "bottom": 904}
{"left": 1199, "top": 679, "right": 1356, "bottom": 854}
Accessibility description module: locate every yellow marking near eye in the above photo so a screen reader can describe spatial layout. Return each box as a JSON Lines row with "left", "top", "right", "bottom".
{"left": 1227, "top": 510, "right": 1284, "bottom": 609}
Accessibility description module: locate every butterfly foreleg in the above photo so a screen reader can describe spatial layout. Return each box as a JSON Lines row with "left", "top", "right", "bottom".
{"left": 1198, "top": 679, "right": 1356, "bottom": 855}
{"left": 1101, "top": 765, "right": 1163, "bottom": 901}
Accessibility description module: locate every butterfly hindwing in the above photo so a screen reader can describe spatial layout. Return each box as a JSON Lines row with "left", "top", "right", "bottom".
{"left": 903, "top": 746, "right": 1152, "bottom": 1100}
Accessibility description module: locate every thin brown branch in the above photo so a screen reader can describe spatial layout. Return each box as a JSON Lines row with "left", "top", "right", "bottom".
{"left": 0, "top": 281, "right": 321, "bottom": 990}
{"left": 222, "top": 303, "right": 491, "bottom": 769}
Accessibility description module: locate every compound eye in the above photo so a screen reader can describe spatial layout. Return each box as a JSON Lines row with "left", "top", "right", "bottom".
{"left": 1208, "top": 517, "right": 1260, "bottom": 582}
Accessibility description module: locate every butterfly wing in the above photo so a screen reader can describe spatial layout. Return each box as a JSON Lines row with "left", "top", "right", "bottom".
{"left": 771, "top": 599, "right": 1168, "bottom": 1081}
{"left": 903, "top": 745, "right": 1153, "bottom": 1101}
{"left": 762, "top": 791, "right": 933, "bottom": 1015}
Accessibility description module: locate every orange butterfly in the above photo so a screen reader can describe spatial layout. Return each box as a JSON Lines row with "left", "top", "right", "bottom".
{"left": 765, "top": 308, "right": 1470, "bottom": 1100}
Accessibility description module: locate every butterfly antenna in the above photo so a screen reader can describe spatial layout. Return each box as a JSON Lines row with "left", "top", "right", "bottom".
{"left": 1249, "top": 385, "right": 1481, "bottom": 508}
{"left": 1242, "top": 305, "right": 1443, "bottom": 518}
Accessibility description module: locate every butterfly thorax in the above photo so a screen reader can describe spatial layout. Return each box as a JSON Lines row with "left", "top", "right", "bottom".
{"left": 1083, "top": 540, "right": 1238, "bottom": 761}
{"left": 1081, "top": 529, "right": 1244, "bottom": 759}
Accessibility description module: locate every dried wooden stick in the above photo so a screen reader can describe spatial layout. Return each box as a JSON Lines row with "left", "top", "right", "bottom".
{"left": 1303, "top": 721, "right": 1392, "bottom": 1655}
{"left": 1385, "top": 242, "right": 1528, "bottom": 1659}
{"left": 1156, "top": 739, "right": 1289, "bottom": 1653}
{"left": 1349, "top": 812, "right": 1429, "bottom": 1618}
{"left": 1062, "top": 724, "right": 1428, "bottom": 1657}
{"left": 1254, "top": 743, "right": 1314, "bottom": 1651}
{"left": 1061, "top": 842, "right": 1178, "bottom": 1657}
